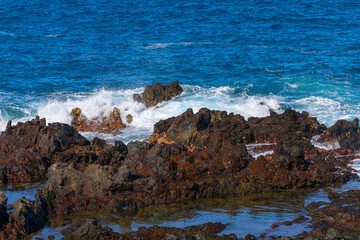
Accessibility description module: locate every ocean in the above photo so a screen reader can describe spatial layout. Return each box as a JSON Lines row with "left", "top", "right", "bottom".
{"left": 2, "top": 1, "right": 360, "bottom": 238}
{"left": 1, "top": 0, "right": 360, "bottom": 143}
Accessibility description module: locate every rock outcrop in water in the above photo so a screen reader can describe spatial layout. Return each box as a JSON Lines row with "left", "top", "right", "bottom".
{"left": 286, "top": 189, "right": 360, "bottom": 240}
{"left": 0, "top": 108, "right": 360, "bottom": 239}
{"left": 152, "top": 108, "right": 326, "bottom": 146}
{"left": 26, "top": 109, "right": 356, "bottom": 224}
{"left": 71, "top": 107, "right": 127, "bottom": 134}
{"left": 318, "top": 118, "right": 360, "bottom": 150}
{"left": 133, "top": 81, "right": 183, "bottom": 107}
{"left": 61, "top": 219, "right": 232, "bottom": 240}
{"left": 0, "top": 193, "right": 47, "bottom": 239}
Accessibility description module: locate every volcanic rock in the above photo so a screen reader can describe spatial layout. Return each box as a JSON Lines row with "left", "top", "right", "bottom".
{"left": 61, "top": 218, "right": 229, "bottom": 240}
{"left": 0, "top": 192, "right": 8, "bottom": 227}
{"left": 71, "top": 107, "right": 126, "bottom": 134}
{"left": 318, "top": 118, "right": 360, "bottom": 150}
{"left": 133, "top": 81, "right": 183, "bottom": 107}
{"left": 51, "top": 137, "right": 128, "bottom": 168}
{"left": 152, "top": 108, "right": 325, "bottom": 147}
{"left": 0, "top": 117, "right": 89, "bottom": 184}
{"left": 300, "top": 189, "right": 360, "bottom": 239}
{"left": 0, "top": 196, "right": 47, "bottom": 239}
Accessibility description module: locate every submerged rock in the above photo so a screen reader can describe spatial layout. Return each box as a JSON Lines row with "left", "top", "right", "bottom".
{"left": 71, "top": 107, "right": 127, "bottom": 135}
{"left": 299, "top": 189, "right": 360, "bottom": 239}
{"left": 133, "top": 81, "right": 183, "bottom": 107}
{"left": 61, "top": 218, "right": 230, "bottom": 240}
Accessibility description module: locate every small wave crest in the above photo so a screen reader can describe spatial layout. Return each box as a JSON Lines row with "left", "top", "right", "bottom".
{"left": 0, "top": 110, "right": 7, "bottom": 131}
{"left": 0, "top": 31, "right": 15, "bottom": 37}
{"left": 31, "top": 85, "right": 282, "bottom": 142}
{"left": 144, "top": 42, "right": 212, "bottom": 50}
{"left": 288, "top": 96, "right": 355, "bottom": 126}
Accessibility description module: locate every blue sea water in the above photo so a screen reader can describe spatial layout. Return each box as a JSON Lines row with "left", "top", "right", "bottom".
{"left": 1, "top": 1, "right": 360, "bottom": 237}
{"left": 1, "top": 0, "right": 360, "bottom": 142}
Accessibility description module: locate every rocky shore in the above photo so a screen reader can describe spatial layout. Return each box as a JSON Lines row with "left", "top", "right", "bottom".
{"left": 0, "top": 83, "right": 360, "bottom": 239}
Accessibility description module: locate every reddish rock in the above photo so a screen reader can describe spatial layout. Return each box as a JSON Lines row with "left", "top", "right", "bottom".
{"left": 71, "top": 107, "right": 126, "bottom": 135}
{"left": 133, "top": 81, "right": 183, "bottom": 107}
{"left": 0, "top": 108, "right": 359, "bottom": 239}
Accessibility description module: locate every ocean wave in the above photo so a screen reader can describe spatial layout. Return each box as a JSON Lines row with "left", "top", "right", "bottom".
{"left": 144, "top": 42, "right": 212, "bottom": 50}
{"left": 0, "top": 110, "right": 7, "bottom": 131}
{"left": 0, "top": 85, "right": 281, "bottom": 142}
{"left": 44, "top": 34, "right": 60, "bottom": 38}
{"left": 2, "top": 84, "right": 360, "bottom": 142}
{"left": 288, "top": 96, "right": 354, "bottom": 126}
{"left": 0, "top": 31, "right": 15, "bottom": 37}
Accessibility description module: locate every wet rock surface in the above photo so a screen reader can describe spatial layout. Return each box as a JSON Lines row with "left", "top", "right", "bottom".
{"left": 61, "top": 218, "right": 238, "bottom": 240}
{"left": 133, "top": 81, "right": 183, "bottom": 107}
{"left": 0, "top": 108, "right": 360, "bottom": 239}
{"left": 318, "top": 118, "right": 360, "bottom": 150}
{"left": 299, "top": 189, "right": 360, "bottom": 239}
{"left": 71, "top": 107, "right": 127, "bottom": 135}
{"left": 0, "top": 195, "right": 47, "bottom": 239}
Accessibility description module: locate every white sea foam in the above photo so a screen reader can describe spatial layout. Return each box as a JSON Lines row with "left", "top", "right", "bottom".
{"left": 310, "top": 135, "right": 340, "bottom": 150}
{"left": 289, "top": 96, "right": 355, "bottom": 127}
{"left": 251, "top": 151, "right": 274, "bottom": 159}
{"left": 44, "top": 34, "right": 60, "bottom": 38}
{"left": 285, "top": 82, "right": 298, "bottom": 88}
{"left": 4, "top": 84, "right": 356, "bottom": 143}
{"left": 350, "top": 159, "right": 360, "bottom": 176}
{"left": 0, "top": 110, "right": 7, "bottom": 131}
{"left": 31, "top": 85, "right": 283, "bottom": 142}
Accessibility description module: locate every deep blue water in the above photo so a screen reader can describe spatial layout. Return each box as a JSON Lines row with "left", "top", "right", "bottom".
{"left": 1, "top": 0, "right": 360, "bottom": 136}
{"left": 2, "top": 2, "right": 360, "bottom": 238}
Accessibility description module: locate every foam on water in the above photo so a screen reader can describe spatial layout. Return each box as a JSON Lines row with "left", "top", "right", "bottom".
{"left": 288, "top": 96, "right": 356, "bottom": 127}
{"left": 310, "top": 135, "right": 340, "bottom": 150}
{"left": 32, "top": 85, "right": 282, "bottom": 142}
{"left": 0, "top": 110, "right": 7, "bottom": 131}
{"left": 1, "top": 84, "right": 358, "bottom": 143}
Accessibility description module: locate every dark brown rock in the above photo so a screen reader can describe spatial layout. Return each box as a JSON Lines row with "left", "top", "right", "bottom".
{"left": 133, "top": 81, "right": 183, "bottom": 107}
{"left": 0, "top": 192, "right": 8, "bottom": 227}
{"left": 0, "top": 196, "right": 47, "bottom": 239}
{"left": 0, "top": 117, "right": 89, "bottom": 184}
{"left": 52, "top": 137, "right": 128, "bottom": 168}
{"left": 318, "top": 118, "right": 360, "bottom": 150}
{"left": 152, "top": 108, "right": 325, "bottom": 148}
{"left": 61, "top": 218, "right": 229, "bottom": 240}
{"left": 301, "top": 189, "right": 360, "bottom": 239}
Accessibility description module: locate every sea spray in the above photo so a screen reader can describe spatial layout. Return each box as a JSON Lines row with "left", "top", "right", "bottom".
{"left": 33, "top": 85, "right": 283, "bottom": 142}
